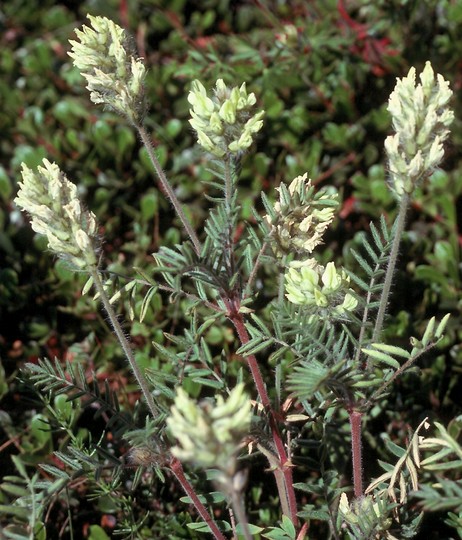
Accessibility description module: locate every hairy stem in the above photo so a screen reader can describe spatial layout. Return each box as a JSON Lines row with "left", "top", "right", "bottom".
{"left": 354, "top": 261, "right": 380, "bottom": 367}
{"left": 89, "top": 267, "right": 158, "bottom": 419}
{"left": 223, "top": 156, "right": 236, "bottom": 278}
{"left": 224, "top": 155, "right": 233, "bottom": 214}
{"left": 219, "top": 158, "right": 298, "bottom": 523}
{"left": 230, "top": 311, "right": 271, "bottom": 409}
{"left": 230, "top": 308, "right": 298, "bottom": 525}
{"left": 170, "top": 458, "right": 226, "bottom": 540}
{"left": 257, "top": 442, "right": 291, "bottom": 519}
{"left": 277, "top": 256, "right": 288, "bottom": 305}
{"left": 136, "top": 124, "right": 202, "bottom": 256}
{"left": 349, "top": 409, "right": 363, "bottom": 498}
{"left": 373, "top": 192, "right": 410, "bottom": 342}
{"left": 229, "top": 483, "right": 253, "bottom": 540}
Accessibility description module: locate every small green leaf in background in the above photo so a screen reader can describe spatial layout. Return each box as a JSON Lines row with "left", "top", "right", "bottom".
{"left": 53, "top": 394, "right": 75, "bottom": 424}
{"left": 53, "top": 98, "right": 90, "bottom": 127}
{"left": 34, "top": 521, "right": 47, "bottom": 540}
{"left": 262, "top": 515, "right": 297, "bottom": 539}
{"left": 88, "top": 525, "right": 111, "bottom": 540}
{"left": 0, "top": 361, "right": 8, "bottom": 401}
{"left": 0, "top": 166, "right": 12, "bottom": 201}
{"left": 11, "top": 144, "right": 47, "bottom": 169}
{"left": 93, "top": 119, "right": 112, "bottom": 141}
{"left": 140, "top": 191, "right": 159, "bottom": 221}
{"left": 30, "top": 414, "right": 51, "bottom": 448}
{"left": 116, "top": 125, "right": 136, "bottom": 156}
{"left": 165, "top": 118, "right": 183, "bottom": 138}
{"left": 235, "top": 522, "right": 265, "bottom": 536}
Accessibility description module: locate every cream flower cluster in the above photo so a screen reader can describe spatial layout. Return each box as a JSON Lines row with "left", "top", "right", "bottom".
{"left": 266, "top": 173, "right": 338, "bottom": 256}
{"left": 285, "top": 259, "right": 357, "bottom": 317}
{"left": 15, "top": 159, "right": 99, "bottom": 269}
{"left": 339, "top": 493, "right": 392, "bottom": 533}
{"left": 166, "top": 384, "right": 251, "bottom": 476}
{"left": 188, "top": 79, "right": 265, "bottom": 158}
{"left": 385, "top": 61, "right": 454, "bottom": 197}
{"left": 68, "top": 15, "right": 146, "bottom": 124}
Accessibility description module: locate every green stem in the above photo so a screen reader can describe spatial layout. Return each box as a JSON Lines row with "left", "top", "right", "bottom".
{"left": 257, "top": 442, "right": 291, "bottom": 519}
{"left": 136, "top": 124, "right": 202, "bottom": 256}
{"left": 372, "top": 192, "right": 410, "bottom": 342}
{"left": 89, "top": 267, "right": 158, "bottom": 420}
{"left": 223, "top": 156, "right": 237, "bottom": 279}
{"left": 229, "top": 483, "right": 253, "bottom": 540}
{"left": 354, "top": 260, "right": 380, "bottom": 367}
{"left": 224, "top": 155, "right": 233, "bottom": 214}
{"left": 277, "top": 256, "right": 288, "bottom": 305}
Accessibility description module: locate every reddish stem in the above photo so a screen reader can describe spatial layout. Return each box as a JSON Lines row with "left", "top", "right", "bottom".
{"left": 296, "top": 521, "right": 309, "bottom": 540}
{"left": 170, "top": 457, "right": 227, "bottom": 540}
{"left": 229, "top": 306, "right": 298, "bottom": 526}
{"left": 349, "top": 409, "right": 363, "bottom": 498}
{"left": 231, "top": 312, "right": 271, "bottom": 409}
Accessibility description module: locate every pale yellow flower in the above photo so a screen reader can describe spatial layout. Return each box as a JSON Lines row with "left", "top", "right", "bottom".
{"left": 166, "top": 384, "right": 251, "bottom": 477}
{"left": 266, "top": 173, "right": 338, "bottom": 256}
{"left": 285, "top": 259, "right": 358, "bottom": 319}
{"left": 15, "top": 159, "right": 99, "bottom": 269}
{"left": 69, "top": 14, "right": 146, "bottom": 124}
{"left": 188, "top": 79, "right": 264, "bottom": 157}
{"left": 385, "top": 61, "right": 454, "bottom": 197}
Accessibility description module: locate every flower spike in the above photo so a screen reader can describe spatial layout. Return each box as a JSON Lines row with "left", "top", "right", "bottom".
{"left": 15, "top": 159, "right": 100, "bottom": 269}
{"left": 69, "top": 14, "right": 146, "bottom": 124}
{"left": 385, "top": 61, "right": 454, "bottom": 197}
{"left": 188, "top": 79, "right": 264, "bottom": 157}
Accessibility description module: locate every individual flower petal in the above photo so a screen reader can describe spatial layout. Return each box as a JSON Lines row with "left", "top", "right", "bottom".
{"left": 321, "top": 262, "right": 342, "bottom": 292}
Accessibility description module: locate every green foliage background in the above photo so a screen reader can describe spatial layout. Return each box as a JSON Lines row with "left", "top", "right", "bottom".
{"left": 0, "top": 0, "right": 461, "bottom": 538}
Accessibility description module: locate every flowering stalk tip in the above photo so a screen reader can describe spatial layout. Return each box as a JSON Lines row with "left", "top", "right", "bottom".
{"left": 188, "top": 79, "right": 264, "bottom": 157}
{"left": 166, "top": 384, "right": 251, "bottom": 481}
{"left": 68, "top": 14, "right": 146, "bottom": 124}
{"left": 15, "top": 159, "right": 99, "bottom": 269}
{"left": 285, "top": 259, "right": 358, "bottom": 319}
{"left": 265, "top": 173, "right": 339, "bottom": 257}
{"left": 385, "top": 61, "right": 454, "bottom": 197}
